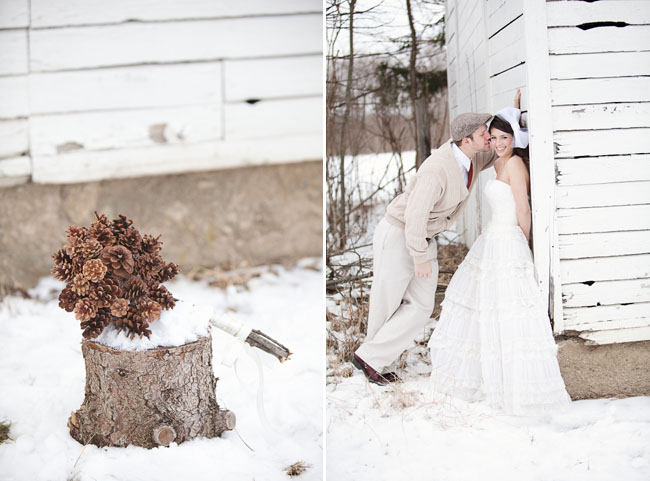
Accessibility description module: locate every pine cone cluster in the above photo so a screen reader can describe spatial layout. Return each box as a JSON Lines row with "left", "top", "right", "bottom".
{"left": 52, "top": 212, "right": 179, "bottom": 340}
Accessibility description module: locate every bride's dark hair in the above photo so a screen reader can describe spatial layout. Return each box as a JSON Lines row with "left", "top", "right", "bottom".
{"left": 489, "top": 115, "right": 529, "bottom": 171}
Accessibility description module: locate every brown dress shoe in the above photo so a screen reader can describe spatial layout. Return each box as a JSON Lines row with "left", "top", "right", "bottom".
{"left": 381, "top": 371, "right": 401, "bottom": 383}
{"left": 351, "top": 354, "right": 389, "bottom": 385}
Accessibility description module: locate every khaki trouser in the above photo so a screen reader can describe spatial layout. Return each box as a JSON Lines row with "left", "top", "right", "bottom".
{"left": 355, "top": 217, "right": 438, "bottom": 373}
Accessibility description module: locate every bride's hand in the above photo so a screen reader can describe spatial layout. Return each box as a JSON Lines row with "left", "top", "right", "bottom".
{"left": 514, "top": 88, "right": 521, "bottom": 109}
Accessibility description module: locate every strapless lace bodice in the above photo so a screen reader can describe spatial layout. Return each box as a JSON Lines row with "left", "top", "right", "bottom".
{"left": 485, "top": 179, "right": 518, "bottom": 228}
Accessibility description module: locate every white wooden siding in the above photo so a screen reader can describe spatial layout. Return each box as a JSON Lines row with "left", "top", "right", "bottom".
{"left": 446, "top": 0, "right": 497, "bottom": 247}
{"left": 0, "top": 0, "right": 28, "bottom": 29}
{"left": 547, "top": 0, "right": 650, "bottom": 343}
{"left": 0, "top": 1, "right": 322, "bottom": 186}
{"left": 31, "top": 133, "right": 322, "bottom": 184}
{"left": 448, "top": 0, "right": 650, "bottom": 345}
{"left": 0, "top": 1, "right": 30, "bottom": 186}
{"left": 559, "top": 231, "right": 650, "bottom": 259}
{"left": 30, "top": 15, "right": 321, "bottom": 72}
{"left": 29, "top": 0, "right": 320, "bottom": 28}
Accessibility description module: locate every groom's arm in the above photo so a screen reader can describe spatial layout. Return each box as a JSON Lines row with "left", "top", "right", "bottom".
{"left": 403, "top": 169, "right": 445, "bottom": 267}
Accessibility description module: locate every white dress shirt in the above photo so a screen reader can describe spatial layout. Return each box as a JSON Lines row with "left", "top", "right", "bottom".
{"left": 450, "top": 142, "right": 471, "bottom": 186}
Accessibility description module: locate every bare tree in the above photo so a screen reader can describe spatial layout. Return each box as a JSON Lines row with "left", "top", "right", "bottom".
{"left": 406, "top": 0, "right": 432, "bottom": 169}
{"left": 326, "top": 0, "right": 447, "bottom": 261}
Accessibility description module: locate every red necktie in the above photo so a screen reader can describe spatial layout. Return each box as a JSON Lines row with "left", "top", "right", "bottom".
{"left": 467, "top": 163, "right": 473, "bottom": 189}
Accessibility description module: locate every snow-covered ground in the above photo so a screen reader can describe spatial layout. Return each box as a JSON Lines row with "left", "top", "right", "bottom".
{"left": 327, "top": 371, "right": 650, "bottom": 481}
{"left": 0, "top": 259, "right": 323, "bottom": 481}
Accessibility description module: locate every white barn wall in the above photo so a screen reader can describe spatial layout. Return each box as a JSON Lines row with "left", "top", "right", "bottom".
{"left": 446, "top": 0, "right": 490, "bottom": 246}
{"left": 446, "top": 0, "right": 525, "bottom": 246}
{"left": 446, "top": 0, "right": 650, "bottom": 345}
{"left": 0, "top": 0, "right": 322, "bottom": 186}
{"left": 546, "top": 0, "right": 650, "bottom": 344}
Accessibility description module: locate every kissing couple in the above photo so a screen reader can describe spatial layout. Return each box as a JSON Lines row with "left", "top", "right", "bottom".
{"left": 352, "top": 90, "right": 571, "bottom": 415}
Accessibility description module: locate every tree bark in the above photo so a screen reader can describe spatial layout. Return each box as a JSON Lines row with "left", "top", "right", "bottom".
{"left": 68, "top": 335, "right": 235, "bottom": 448}
{"left": 337, "top": 0, "right": 357, "bottom": 249}
{"left": 406, "top": 0, "right": 431, "bottom": 169}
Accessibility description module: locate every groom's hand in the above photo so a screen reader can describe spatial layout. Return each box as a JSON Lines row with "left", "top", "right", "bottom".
{"left": 414, "top": 260, "right": 433, "bottom": 279}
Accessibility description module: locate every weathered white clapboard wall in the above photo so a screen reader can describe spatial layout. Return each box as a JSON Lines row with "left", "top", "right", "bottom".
{"left": 0, "top": 0, "right": 322, "bottom": 185}
{"left": 446, "top": 0, "right": 526, "bottom": 245}
{"left": 447, "top": 0, "right": 650, "bottom": 345}
{"left": 445, "top": 0, "right": 491, "bottom": 246}
{"left": 546, "top": 0, "right": 650, "bottom": 344}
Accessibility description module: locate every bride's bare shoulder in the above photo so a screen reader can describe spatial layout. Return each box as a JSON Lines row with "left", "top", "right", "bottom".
{"left": 505, "top": 155, "right": 527, "bottom": 177}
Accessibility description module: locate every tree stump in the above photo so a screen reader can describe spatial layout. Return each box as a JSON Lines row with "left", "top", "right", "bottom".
{"left": 68, "top": 334, "right": 235, "bottom": 448}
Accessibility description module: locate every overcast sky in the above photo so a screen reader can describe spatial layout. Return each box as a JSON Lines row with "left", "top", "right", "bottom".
{"left": 328, "top": 0, "right": 445, "bottom": 57}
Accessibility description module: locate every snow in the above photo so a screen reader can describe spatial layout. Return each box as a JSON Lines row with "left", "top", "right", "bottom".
{"left": 327, "top": 363, "right": 650, "bottom": 481}
{"left": 94, "top": 300, "right": 213, "bottom": 351}
{"left": 0, "top": 259, "right": 323, "bottom": 481}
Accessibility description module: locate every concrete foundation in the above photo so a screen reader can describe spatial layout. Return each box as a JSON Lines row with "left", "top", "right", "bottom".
{"left": 557, "top": 337, "right": 650, "bottom": 400}
{"left": 0, "top": 161, "right": 322, "bottom": 291}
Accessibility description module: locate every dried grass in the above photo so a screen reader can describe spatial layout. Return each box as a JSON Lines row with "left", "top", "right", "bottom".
{"left": 285, "top": 461, "right": 312, "bottom": 477}
{"left": 0, "top": 420, "right": 11, "bottom": 444}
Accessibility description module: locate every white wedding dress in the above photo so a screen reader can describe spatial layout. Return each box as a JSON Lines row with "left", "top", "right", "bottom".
{"left": 428, "top": 179, "right": 571, "bottom": 414}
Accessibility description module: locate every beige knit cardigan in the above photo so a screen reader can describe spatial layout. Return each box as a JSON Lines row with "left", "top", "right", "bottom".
{"left": 385, "top": 140, "right": 497, "bottom": 264}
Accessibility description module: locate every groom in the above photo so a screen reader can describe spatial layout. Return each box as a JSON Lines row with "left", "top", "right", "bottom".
{"left": 352, "top": 112, "right": 498, "bottom": 385}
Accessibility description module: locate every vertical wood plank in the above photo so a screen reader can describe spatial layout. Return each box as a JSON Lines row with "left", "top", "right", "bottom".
{"left": 523, "top": 0, "right": 560, "bottom": 330}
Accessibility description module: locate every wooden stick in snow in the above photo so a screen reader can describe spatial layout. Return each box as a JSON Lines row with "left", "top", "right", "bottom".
{"left": 209, "top": 312, "right": 292, "bottom": 363}
{"left": 245, "top": 329, "right": 292, "bottom": 363}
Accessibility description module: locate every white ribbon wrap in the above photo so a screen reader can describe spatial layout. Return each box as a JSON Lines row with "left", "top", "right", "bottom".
{"left": 210, "top": 312, "right": 253, "bottom": 342}
{"left": 209, "top": 309, "right": 277, "bottom": 441}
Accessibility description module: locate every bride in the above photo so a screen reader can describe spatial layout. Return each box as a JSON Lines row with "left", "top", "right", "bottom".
{"left": 427, "top": 91, "right": 571, "bottom": 414}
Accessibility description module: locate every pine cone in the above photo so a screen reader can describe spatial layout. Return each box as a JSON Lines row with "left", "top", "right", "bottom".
{"left": 101, "top": 245, "right": 134, "bottom": 278}
{"left": 89, "top": 212, "right": 116, "bottom": 246}
{"left": 110, "top": 298, "right": 129, "bottom": 317}
{"left": 140, "top": 300, "right": 162, "bottom": 323}
{"left": 150, "top": 285, "right": 175, "bottom": 310}
{"left": 120, "top": 226, "right": 142, "bottom": 252}
{"left": 52, "top": 261, "right": 75, "bottom": 282}
{"left": 81, "top": 308, "right": 112, "bottom": 339}
{"left": 121, "top": 305, "right": 151, "bottom": 339}
{"left": 74, "top": 298, "right": 98, "bottom": 322}
{"left": 141, "top": 234, "right": 162, "bottom": 255}
{"left": 136, "top": 253, "right": 164, "bottom": 278}
{"left": 124, "top": 277, "right": 147, "bottom": 301}
{"left": 72, "top": 274, "right": 90, "bottom": 296}
{"left": 83, "top": 258, "right": 108, "bottom": 283}
{"left": 52, "top": 248, "right": 71, "bottom": 267}
{"left": 112, "top": 214, "right": 133, "bottom": 237}
{"left": 58, "top": 286, "right": 78, "bottom": 312}
{"left": 91, "top": 225, "right": 116, "bottom": 246}
{"left": 80, "top": 239, "right": 103, "bottom": 259}
{"left": 89, "top": 277, "right": 121, "bottom": 308}
{"left": 92, "top": 212, "right": 111, "bottom": 227}
{"left": 65, "top": 225, "right": 86, "bottom": 244}
{"left": 156, "top": 262, "right": 180, "bottom": 283}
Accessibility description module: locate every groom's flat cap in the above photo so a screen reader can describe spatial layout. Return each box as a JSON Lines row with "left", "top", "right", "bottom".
{"left": 451, "top": 113, "right": 493, "bottom": 141}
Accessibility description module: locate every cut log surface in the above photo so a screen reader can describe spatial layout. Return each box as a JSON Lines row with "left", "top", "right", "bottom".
{"left": 68, "top": 334, "right": 234, "bottom": 448}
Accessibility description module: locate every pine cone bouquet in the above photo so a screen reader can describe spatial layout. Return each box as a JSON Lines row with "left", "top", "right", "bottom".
{"left": 52, "top": 212, "right": 180, "bottom": 340}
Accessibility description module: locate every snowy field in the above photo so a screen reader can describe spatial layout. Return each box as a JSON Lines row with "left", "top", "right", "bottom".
{"left": 0, "top": 259, "right": 323, "bottom": 481}
{"left": 327, "top": 369, "right": 650, "bottom": 481}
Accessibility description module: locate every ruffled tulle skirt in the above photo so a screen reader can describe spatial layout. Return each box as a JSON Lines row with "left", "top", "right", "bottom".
{"left": 428, "top": 224, "right": 571, "bottom": 415}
